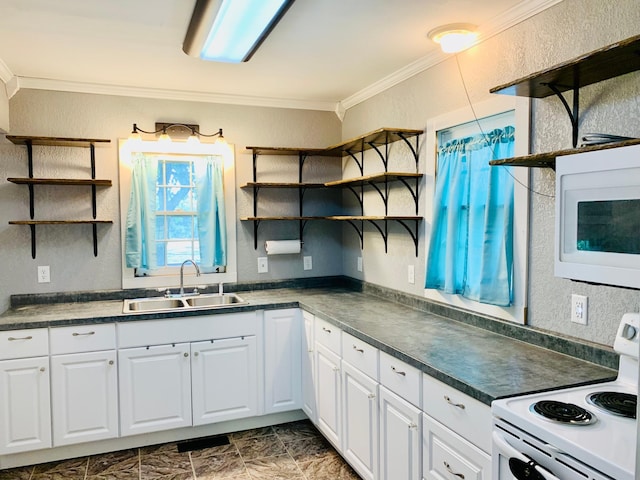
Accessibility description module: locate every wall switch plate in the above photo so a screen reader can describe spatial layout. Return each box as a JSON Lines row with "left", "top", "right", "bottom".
{"left": 357, "top": 257, "right": 363, "bottom": 272}
{"left": 257, "top": 257, "right": 268, "bottom": 273}
{"left": 408, "top": 265, "right": 415, "bottom": 284}
{"left": 37, "top": 265, "right": 50, "bottom": 283}
{"left": 571, "top": 294, "right": 588, "bottom": 325}
{"left": 303, "top": 256, "right": 312, "bottom": 270}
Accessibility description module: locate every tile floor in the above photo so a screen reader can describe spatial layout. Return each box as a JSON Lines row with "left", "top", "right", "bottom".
{"left": 0, "top": 420, "right": 362, "bottom": 480}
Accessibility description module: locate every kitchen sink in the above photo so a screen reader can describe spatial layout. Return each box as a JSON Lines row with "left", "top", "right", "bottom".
{"left": 123, "top": 293, "right": 248, "bottom": 314}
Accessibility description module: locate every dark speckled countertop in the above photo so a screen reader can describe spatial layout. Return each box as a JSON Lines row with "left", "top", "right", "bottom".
{"left": 0, "top": 285, "right": 617, "bottom": 406}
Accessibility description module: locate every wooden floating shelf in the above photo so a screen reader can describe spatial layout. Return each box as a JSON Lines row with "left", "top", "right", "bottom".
{"left": 8, "top": 178, "right": 112, "bottom": 186}
{"left": 240, "top": 182, "right": 325, "bottom": 189}
{"left": 9, "top": 220, "right": 113, "bottom": 225}
{"left": 6, "top": 136, "right": 111, "bottom": 147}
{"left": 488, "top": 138, "right": 640, "bottom": 168}
{"left": 240, "top": 216, "right": 421, "bottom": 222}
{"left": 490, "top": 34, "right": 640, "bottom": 98}
{"left": 325, "top": 172, "right": 423, "bottom": 187}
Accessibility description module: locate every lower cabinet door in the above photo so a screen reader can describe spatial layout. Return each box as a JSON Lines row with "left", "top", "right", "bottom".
{"left": 315, "top": 342, "right": 342, "bottom": 449}
{"left": 119, "top": 343, "right": 192, "bottom": 436}
{"left": 422, "top": 413, "right": 491, "bottom": 480}
{"left": 51, "top": 350, "right": 118, "bottom": 446}
{"left": 342, "top": 361, "right": 378, "bottom": 480}
{"left": 0, "top": 357, "right": 51, "bottom": 454}
{"left": 379, "top": 386, "right": 421, "bottom": 480}
{"left": 191, "top": 336, "right": 257, "bottom": 425}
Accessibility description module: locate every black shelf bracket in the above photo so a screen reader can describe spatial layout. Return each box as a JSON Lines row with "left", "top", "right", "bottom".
{"left": 366, "top": 219, "right": 389, "bottom": 253}
{"left": 397, "top": 132, "right": 421, "bottom": 170}
{"left": 542, "top": 81, "right": 580, "bottom": 148}
{"left": 344, "top": 219, "right": 364, "bottom": 249}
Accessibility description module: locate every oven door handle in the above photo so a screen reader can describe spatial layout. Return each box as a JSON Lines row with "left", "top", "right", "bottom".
{"left": 492, "top": 432, "right": 561, "bottom": 480}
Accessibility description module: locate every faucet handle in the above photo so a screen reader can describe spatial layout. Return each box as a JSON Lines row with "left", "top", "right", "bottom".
{"left": 192, "top": 287, "right": 199, "bottom": 295}
{"left": 164, "top": 288, "right": 172, "bottom": 298}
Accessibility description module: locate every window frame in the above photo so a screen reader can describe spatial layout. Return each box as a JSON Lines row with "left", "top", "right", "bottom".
{"left": 118, "top": 139, "right": 237, "bottom": 290}
{"left": 423, "top": 96, "right": 530, "bottom": 324}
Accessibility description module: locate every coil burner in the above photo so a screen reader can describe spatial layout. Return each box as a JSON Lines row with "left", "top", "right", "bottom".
{"left": 530, "top": 400, "right": 597, "bottom": 425}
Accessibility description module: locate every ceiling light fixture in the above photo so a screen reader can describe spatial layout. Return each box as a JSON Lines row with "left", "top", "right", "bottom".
{"left": 183, "top": 0, "right": 295, "bottom": 63}
{"left": 129, "top": 123, "right": 225, "bottom": 145}
{"left": 427, "top": 23, "right": 478, "bottom": 53}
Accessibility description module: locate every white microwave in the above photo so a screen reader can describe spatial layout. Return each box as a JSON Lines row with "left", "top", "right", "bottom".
{"left": 555, "top": 144, "right": 640, "bottom": 289}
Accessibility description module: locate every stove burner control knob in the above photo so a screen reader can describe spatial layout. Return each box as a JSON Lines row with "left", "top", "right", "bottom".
{"left": 623, "top": 325, "right": 637, "bottom": 340}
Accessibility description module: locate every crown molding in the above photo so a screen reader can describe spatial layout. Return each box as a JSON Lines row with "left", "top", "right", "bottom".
{"left": 339, "top": 0, "right": 563, "bottom": 112}
{"left": 13, "top": 76, "right": 338, "bottom": 112}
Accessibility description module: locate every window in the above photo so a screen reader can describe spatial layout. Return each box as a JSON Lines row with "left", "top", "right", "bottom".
{"left": 424, "top": 96, "right": 530, "bottom": 324}
{"left": 119, "top": 140, "right": 237, "bottom": 290}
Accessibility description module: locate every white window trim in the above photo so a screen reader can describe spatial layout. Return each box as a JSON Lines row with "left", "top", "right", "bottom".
{"left": 118, "top": 139, "right": 237, "bottom": 290}
{"left": 423, "top": 96, "right": 530, "bottom": 324}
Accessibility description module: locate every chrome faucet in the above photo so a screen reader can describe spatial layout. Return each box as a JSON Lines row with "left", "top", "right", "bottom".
{"left": 179, "top": 259, "right": 200, "bottom": 296}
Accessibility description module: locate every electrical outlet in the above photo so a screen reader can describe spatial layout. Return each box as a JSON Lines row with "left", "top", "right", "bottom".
{"left": 571, "top": 294, "right": 588, "bottom": 325}
{"left": 37, "top": 265, "right": 50, "bottom": 283}
{"left": 257, "top": 257, "right": 268, "bottom": 273}
{"left": 357, "top": 257, "right": 363, "bottom": 272}
{"left": 303, "top": 256, "right": 312, "bottom": 270}
{"left": 408, "top": 265, "right": 415, "bottom": 284}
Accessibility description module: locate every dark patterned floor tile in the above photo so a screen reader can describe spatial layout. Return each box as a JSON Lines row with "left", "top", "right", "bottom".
{"left": 86, "top": 471, "right": 139, "bottom": 480}
{"left": 32, "top": 457, "right": 88, "bottom": 480}
{"left": 297, "top": 451, "right": 361, "bottom": 480}
{"left": 234, "top": 434, "right": 287, "bottom": 460}
{"left": 87, "top": 448, "right": 139, "bottom": 476}
{"left": 244, "top": 454, "right": 304, "bottom": 480}
{"left": 228, "top": 426, "right": 274, "bottom": 442}
{"left": 140, "top": 447, "right": 192, "bottom": 480}
{"left": 272, "top": 420, "right": 322, "bottom": 443}
{"left": 190, "top": 450, "right": 245, "bottom": 479}
{"left": 283, "top": 436, "right": 334, "bottom": 463}
{"left": 0, "top": 466, "right": 33, "bottom": 480}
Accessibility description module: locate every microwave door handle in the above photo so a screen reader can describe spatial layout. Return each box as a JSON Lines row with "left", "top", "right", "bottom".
{"left": 492, "top": 432, "right": 561, "bottom": 480}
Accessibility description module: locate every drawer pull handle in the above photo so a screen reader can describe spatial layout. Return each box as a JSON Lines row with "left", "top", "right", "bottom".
{"left": 391, "top": 366, "right": 406, "bottom": 376}
{"left": 352, "top": 345, "right": 364, "bottom": 353}
{"left": 322, "top": 327, "right": 332, "bottom": 333}
{"left": 332, "top": 366, "right": 340, "bottom": 372}
{"left": 408, "top": 422, "right": 417, "bottom": 430}
{"left": 8, "top": 336, "right": 33, "bottom": 341}
{"left": 368, "top": 393, "right": 376, "bottom": 399}
{"left": 444, "top": 395, "right": 466, "bottom": 410}
{"left": 72, "top": 331, "right": 95, "bottom": 336}
{"left": 444, "top": 461, "right": 465, "bottom": 479}
{"left": 308, "top": 349, "right": 314, "bottom": 353}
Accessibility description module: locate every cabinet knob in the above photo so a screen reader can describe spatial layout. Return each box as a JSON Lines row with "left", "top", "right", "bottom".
{"left": 194, "top": 352, "right": 199, "bottom": 357}
{"left": 39, "top": 367, "right": 46, "bottom": 372}
{"left": 408, "top": 422, "right": 417, "bottom": 430}
{"left": 444, "top": 395, "right": 466, "bottom": 410}
{"left": 332, "top": 366, "right": 340, "bottom": 372}
{"left": 108, "top": 360, "right": 114, "bottom": 366}
{"left": 444, "top": 461, "right": 465, "bottom": 479}
{"left": 184, "top": 352, "right": 189, "bottom": 358}
{"left": 352, "top": 345, "right": 364, "bottom": 353}
{"left": 367, "top": 393, "right": 376, "bottom": 399}
{"left": 391, "top": 366, "right": 406, "bottom": 376}
{"left": 8, "top": 336, "right": 33, "bottom": 341}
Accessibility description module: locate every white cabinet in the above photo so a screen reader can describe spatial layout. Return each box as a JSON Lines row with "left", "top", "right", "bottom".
{"left": 264, "top": 309, "right": 302, "bottom": 414}
{"left": 0, "top": 356, "right": 51, "bottom": 454}
{"left": 422, "top": 413, "right": 490, "bottom": 480}
{"left": 50, "top": 350, "right": 118, "bottom": 446}
{"left": 192, "top": 336, "right": 257, "bottom": 425}
{"left": 342, "top": 360, "right": 378, "bottom": 480}
{"left": 0, "top": 328, "right": 51, "bottom": 455}
{"left": 118, "top": 343, "right": 192, "bottom": 436}
{"left": 315, "top": 342, "right": 342, "bottom": 449}
{"left": 301, "top": 310, "right": 316, "bottom": 421}
{"left": 379, "top": 386, "right": 421, "bottom": 480}
{"left": 49, "top": 324, "right": 118, "bottom": 447}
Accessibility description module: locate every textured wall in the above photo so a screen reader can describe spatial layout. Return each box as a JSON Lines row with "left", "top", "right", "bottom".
{"left": 0, "top": 90, "right": 342, "bottom": 312}
{"left": 342, "top": 0, "right": 640, "bottom": 345}
{"left": 0, "top": 82, "right": 8, "bottom": 132}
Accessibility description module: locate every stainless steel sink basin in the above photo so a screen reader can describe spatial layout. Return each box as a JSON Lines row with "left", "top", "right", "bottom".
{"left": 123, "top": 293, "right": 248, "bottom": 314}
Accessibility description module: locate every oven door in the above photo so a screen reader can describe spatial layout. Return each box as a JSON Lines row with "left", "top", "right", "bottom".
{"left": 493, "top": 431, "right": 560, "bottom": 480}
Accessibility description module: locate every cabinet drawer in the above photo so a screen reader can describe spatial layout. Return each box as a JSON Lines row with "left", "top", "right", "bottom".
{"left": 0, "top": 329, "right": 48, "bottom": 360}
{"left": 422, "top": 373, "right": 491, "bottom": 453}
{"left": 379, "top": 350, "right": 420, "bottom": 407}
{"left": 422, "top": 412, "right": 491, "bottom": 480}
{"left": 314, "top": 317, "right": 341, "bottom": 355}
{"left": 50, "top": 324, "right": 116, "bottom": 355}
{"left": 342, "top": 332, "right": 378, "bottom": 380}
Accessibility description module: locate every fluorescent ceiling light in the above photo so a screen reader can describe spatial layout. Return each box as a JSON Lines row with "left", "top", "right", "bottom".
{"left": 183, "top": 0, "right": 295, "bottom": 63}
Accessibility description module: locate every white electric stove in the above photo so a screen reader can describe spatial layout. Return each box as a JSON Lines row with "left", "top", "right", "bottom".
{"left": 492, "top": 313, "right": 639, "bottom": 480}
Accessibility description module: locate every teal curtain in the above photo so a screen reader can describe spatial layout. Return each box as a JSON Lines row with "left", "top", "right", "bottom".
{"left": 425, "top": 127, "right": 515, "bottom": 306}
{"left": 195, "top": 155, "right": 227, "bottom": 272}
{"left": 125, "top": 153, "right": 158, "bottom": 269}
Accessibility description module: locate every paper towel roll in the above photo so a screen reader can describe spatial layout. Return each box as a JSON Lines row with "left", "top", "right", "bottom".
{"left": 265, "top": 240, "right": 302, "bottom": 255}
